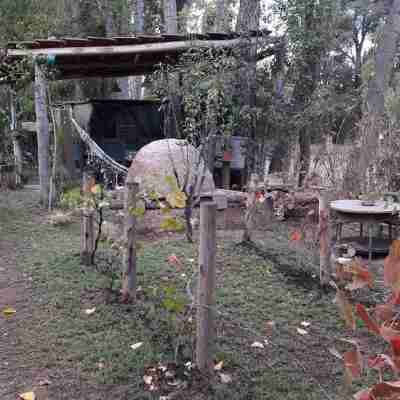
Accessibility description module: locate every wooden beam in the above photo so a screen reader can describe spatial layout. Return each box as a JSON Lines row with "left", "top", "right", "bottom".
{"left": 7, "top": 37, "right": 264, "bottom": 57}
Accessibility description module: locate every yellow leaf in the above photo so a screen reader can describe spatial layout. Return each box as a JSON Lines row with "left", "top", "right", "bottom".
{"left": 214, "top": 361, "right": 224, "bottom": 371}
{"left": 129, "top": 206, "right": 145, "bottom": 217}
{"left": 3, "top": 306, "right": 16, "bottom": 317}
{"left": 166, "top": 191, "right": 187, "bottom": 209}
{"left": 160, "top": 217, "right": 185, "bottom": 232}
{"left": 19, "top": 392, "right": 35, "bottom": 400}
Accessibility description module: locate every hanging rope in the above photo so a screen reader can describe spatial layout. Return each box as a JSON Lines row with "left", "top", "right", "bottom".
{"left": 68, "top": 105, "right": 128, "bottom": 175}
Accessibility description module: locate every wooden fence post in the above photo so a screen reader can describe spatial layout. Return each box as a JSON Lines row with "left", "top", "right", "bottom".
{"left": 243, "top": 173, "right": 258, "bottom": 242}
{"left": 196, "top": 201, "right": 217, "bottom": 374}
{"left": 319, "top": 190, "right": 332, "bottom": 286}
{"left": 80, "top": 172, "right": 95, "bottom": 265}
{"left": 121, "top": 180, "right": 139, "bottom": 303}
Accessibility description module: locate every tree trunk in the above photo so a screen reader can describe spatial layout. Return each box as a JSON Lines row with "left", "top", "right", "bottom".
{"left": 9, "top": 90, "right": 23, "bottom": 186}
{"left": 236, "top": 0, "right": 260, "bottom": 179}
{"left": 130, "top": 0, "right": 145, "bottom": 99}
{"left": 345, "top": 0, "right": 400, "bottom": 192}
{"left": 34, "top": 64, "right": 50, "bottom": 206}
{"left": 164, "top": 0, "right": 178, "bottom": 34}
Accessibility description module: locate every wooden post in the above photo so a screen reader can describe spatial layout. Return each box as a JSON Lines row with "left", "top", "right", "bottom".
{"left": 319, "top": 190, "right": 332, "bottom": 286}
{"left": 34, "top": 63, "right": 51, "bottom": 206}
{"left": 222, "top": 161, "right": 231, "bottom": 189}
{"left": 121, "top": 180, "right": 139, "bottom": 303}
{"left": 196, "top": 201, "right": 217, "bottom": 374}
{"left": 243, "top": 173, "right": 258, "bottom": 242}
{"left": 80, "top": 172, "right": 95, "bottom": 265}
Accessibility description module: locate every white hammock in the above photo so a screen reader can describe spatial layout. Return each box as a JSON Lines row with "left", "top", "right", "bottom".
{"left": 68, "top": 106, "right": 128, "bottom": 175}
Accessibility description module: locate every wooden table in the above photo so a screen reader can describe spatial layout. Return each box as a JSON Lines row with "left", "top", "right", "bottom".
{"left": 330, "top": 200, "right": 399, "bottom": 260}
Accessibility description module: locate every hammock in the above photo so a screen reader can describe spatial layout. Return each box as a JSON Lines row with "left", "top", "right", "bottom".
{"left": 68, "top": 105, "right": 128, "bottom": 175}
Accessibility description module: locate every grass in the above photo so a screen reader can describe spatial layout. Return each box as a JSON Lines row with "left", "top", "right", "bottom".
{"left": 1, "top": 190, "right": 351, "bottom": 399}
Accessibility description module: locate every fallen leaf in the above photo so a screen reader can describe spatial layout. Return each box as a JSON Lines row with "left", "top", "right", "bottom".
{"left": 329, "top": 347, "right": 343, "bottom": 360}
{"left": 131, "top": 342, "right": 144, "bottom": 350}
{"left": 219, "top": 373, "right": 232, "bottom": 384}
{"left": 368, "top": 354, "right": 397, "bottom": 373}
{"left": 84, "top": 307, "right": 96, "bottom": 315}
{"left": 290, "top": 230, "right": 302, "bottom": 242}
{"left": 369, "top": 381, "right": 400, "bottom": 399}
{"left": 297, "top": 328, "right": 308, "bottom": 335}
{"left": 214, "top": 361, "right": 224, "bottom": 371}
{"left": 37, "top": 378, "right": 51, "bottom": 386}
{"left": 3, "top": 306, "right": 16, "bottom": 317}
{"left": 167, "top": 254, "right": 183, "bottom": 268}
{"left": 143, "top": 375, "right": 153, "bottom": 385}
{"left": 251, "top": 341, "right": 265, "bottom": 349}
{"left": 300, "top": 321, "right": 311, "bottom": 327}
{"left": 19, "top": 392, "right": 35, "bottom": 400}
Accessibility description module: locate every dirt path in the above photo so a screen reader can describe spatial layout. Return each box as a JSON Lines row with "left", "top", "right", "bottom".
{"left": 0, "top": 189, "right": 41, "bottom": 399}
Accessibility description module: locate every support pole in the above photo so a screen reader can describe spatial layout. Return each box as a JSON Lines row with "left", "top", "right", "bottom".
{"left": 121, "top": 180, "right": 139, "bottom": 303}
{"left": 196, "top": 201, "right": 217, "bottom": 374}
{"left": 222, "top": 161, "right": 231, "bottom": 189}
{"left": 34, "top": 63, "right": 50, "bottom": 206}
{"left": 80, "top": 172, "right": 95, "bottom": 266}
{"left": 319, "top": 190, "right": 332, "bottom": 286}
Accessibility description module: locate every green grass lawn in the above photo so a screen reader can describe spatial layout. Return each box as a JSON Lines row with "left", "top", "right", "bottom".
{"left": 1, "top": 190, "right": 351, "bottom": 399}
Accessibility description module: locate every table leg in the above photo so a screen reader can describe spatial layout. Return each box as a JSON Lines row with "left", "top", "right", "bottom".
{"left": 360, "top": 223, "right": 363, "bottom": 239}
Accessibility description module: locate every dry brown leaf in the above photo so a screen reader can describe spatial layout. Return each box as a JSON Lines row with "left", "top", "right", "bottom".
{"left": 219, "top": 373, "right": 232, "bottom": 384}
{"left": 19, "top": 392, "right": 35, "bottom": 400}
{"left": 214, "top": 361, "right": 224, "bottom": 371}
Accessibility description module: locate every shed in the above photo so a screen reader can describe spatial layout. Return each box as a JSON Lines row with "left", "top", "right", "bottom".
{"left": 71, "top": 99, "right": 163, "bottom": 165}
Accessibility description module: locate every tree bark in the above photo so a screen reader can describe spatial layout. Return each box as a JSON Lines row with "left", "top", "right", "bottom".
{"left": 130, "top": 0, "right": 145, "bottom": 99}
{"left": 344, "top": 0, "right": 400, "bottom": 192}
{"left": 34, "top": 64, "right": 50, "bottom": 206}
{"left": 236, "top": 0, "right": 260, "bottom": 179}
{"left": 163, "top": 0, "right": 178, "bottom": 34}
{"left": 9, "top": 90, "right": 23, "bottom": 186}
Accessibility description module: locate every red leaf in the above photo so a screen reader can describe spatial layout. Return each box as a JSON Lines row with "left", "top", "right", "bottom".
{"left": 384, "top": 255, "right": 400, "bottom": 292}
{"left": 388, "top": 292, "right": 400, "bottom": 305}
{"left": 375, "top": 304, "right": 395, "bottom": 323}
{"left": 344, "top": 350, "right": 363, "bottom": 380}
{"left": 369, "top": 381, "right": 400, "bottom": 399}
{"left": 355, "top": 304, "right": 380, "bottom": 335}
{"left": 290, "top": 231, "right": 302, "bottom": 242}
{"left": 167, "top": 254, "right": 183, "bottom": 269}
{"left": 392, "top": 339, "right": 400, "bottom": 357}
{"left": 353, "top": 388, "right": 371, "bottom": 400}
{"left": 380, "top": 324, "right": 400, "bottom": 343}
{"left": 368, "top": 354, "right": 398, "bottom": 373}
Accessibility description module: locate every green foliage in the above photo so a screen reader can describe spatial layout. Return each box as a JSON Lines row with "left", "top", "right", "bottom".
{"left": 59, "top": 187, "right": 82, "bottom": 210}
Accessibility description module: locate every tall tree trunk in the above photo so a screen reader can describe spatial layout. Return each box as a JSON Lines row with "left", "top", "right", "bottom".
{"left": 291, "top": 1, "right": 320, "bottom": 187}
{"left": 213, "top": 0, "right": 229, "bottom": 32}
{"left": 130, "top": 0, "right": 145, "bottom": 99}
{"left": 344, "top": 0, "right": 400, "bottom": 192}
{"left": 236, "top": 0, "right": 260, "bottom": 177}
{"left": 164, "top": 0, "right": 178, "bottom": 33}
{"left": 9, "top": 89, "right": 23, "bottom": 186}
{"left": 34, "top": 64, "right": 50, "bottom": 206}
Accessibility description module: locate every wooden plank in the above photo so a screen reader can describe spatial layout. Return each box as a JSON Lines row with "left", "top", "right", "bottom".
{"left": 36, "top": 39, "right": 67, "bottom": 47}
{"left": 87, "top": 37, "right": 117, "bottom": 45}
{"left": 8, "top": 37, "right": 262, "bottom": 57}
{"left": 21, "top": 121, "right": 37, "bottom": 132}
{"left": 196, "top": 201, "right": 217, "bottom": 374}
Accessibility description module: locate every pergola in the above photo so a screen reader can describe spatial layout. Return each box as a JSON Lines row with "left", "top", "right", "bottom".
{"left": 2, "top": 30, "right": 273, "bottom": 80}
{"left": 0, "top": 29, "right": 277, "bottom": 204}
